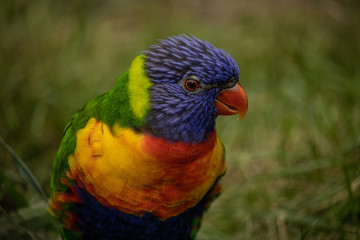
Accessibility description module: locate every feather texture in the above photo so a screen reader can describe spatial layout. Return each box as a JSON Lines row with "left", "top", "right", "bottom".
{"left": 51, "top": 117, "right": 225, "bottom": 219}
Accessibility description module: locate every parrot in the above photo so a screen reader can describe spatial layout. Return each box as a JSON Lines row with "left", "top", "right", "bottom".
{"left": 49, "top": 34, "right": 248, "bottom": 240}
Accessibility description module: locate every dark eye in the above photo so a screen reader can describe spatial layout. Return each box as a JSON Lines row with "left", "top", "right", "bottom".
{"left": 185, "top": 79, "right": 199, "bottom": 91}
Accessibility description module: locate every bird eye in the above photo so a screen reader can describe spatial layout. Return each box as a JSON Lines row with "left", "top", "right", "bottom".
{"left": 185, "top": 79, "right": 199, "bottom": 91}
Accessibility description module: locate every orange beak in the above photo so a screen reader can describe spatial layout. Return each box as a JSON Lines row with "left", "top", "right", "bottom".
{"left": 215, "top": 83, "right": 248, "bottom": 120}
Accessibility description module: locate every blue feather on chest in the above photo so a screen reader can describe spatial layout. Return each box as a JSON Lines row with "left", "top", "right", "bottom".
{"left": 71, "top": 181, "right": 219, "bottom": 240}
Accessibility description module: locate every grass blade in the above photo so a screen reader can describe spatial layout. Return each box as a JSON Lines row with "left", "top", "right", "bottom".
{"left": 0, "top": 137, "right": 48, "bottom": 202}
{"left": 0, "top": 137, "right": 65, "bottom": 239}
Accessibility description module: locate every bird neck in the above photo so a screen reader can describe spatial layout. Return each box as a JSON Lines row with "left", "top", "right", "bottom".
{"left": 142, "top": 129, "right": 219, "bottom": 163}
{"left": 99, "top": 55, "right": 152, "bottom": 130}
{"left": 145, "top": 112, "right": 217, "bottom": 144}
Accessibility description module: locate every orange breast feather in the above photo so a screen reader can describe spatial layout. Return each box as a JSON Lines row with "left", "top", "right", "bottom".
{"left": 67, "top": 118, "right": 225, "bottom": 220}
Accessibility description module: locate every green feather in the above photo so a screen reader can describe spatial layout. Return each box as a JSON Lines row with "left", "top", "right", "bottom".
{"left": 50, "top": 55, "right": 152, "bottom": 240}
{"left": 51, "top": 56, "right": 149, "bottom": 194}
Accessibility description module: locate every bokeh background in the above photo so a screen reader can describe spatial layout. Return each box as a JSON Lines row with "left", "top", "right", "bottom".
{"left": 1, "top": 0, "right": 359, "bottom": 239}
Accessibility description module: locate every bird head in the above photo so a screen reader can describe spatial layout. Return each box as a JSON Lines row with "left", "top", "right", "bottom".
{"left": 125, "top": 35, "right": 247, "bottom": 143}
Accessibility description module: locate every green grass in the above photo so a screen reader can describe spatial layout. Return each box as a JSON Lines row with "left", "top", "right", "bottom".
{"left": 1, "top": 0, "right": 359, "bottom": 239}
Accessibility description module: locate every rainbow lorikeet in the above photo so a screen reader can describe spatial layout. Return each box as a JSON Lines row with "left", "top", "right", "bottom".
{"left": 50, "top": 35, "right": 248, "bottom": 240}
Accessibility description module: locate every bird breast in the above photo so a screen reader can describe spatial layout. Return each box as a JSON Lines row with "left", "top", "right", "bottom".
{"left": 67, "top": 117, "right": 226, "bottom": 220}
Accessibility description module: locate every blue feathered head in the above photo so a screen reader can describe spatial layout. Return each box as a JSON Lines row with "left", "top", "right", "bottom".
{"left": 143, "top": 35, "right": 247, "bottom": 143}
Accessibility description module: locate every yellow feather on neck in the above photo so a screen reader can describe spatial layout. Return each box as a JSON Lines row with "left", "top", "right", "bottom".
{"left": 127, "top": 55, "right": 153, "bottom": 120}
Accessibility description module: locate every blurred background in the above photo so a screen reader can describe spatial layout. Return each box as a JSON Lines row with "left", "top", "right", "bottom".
{"left": 1, "top": 0, "right": 359, "bottom": 239}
